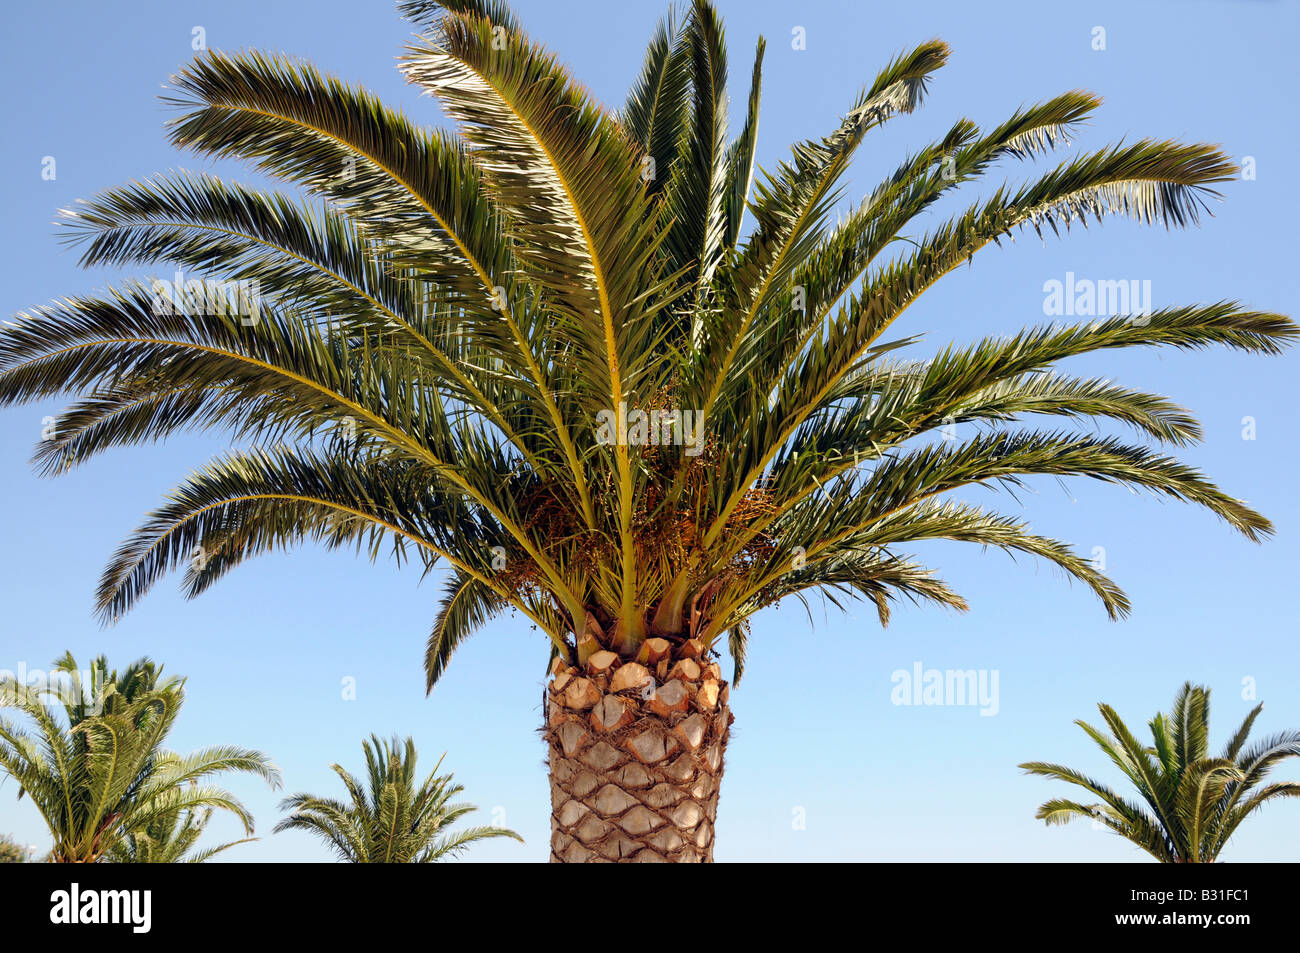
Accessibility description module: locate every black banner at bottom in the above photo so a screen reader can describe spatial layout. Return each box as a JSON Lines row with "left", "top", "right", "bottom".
{"left": 0, "top": 861, "right": 1280, "bottom": 940}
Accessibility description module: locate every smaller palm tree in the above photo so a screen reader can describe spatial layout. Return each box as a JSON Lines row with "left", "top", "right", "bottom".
{"left": 0, "top": 833, "right": 29, "bottom": 863}
{"left": 1021, "top": 682, "right": 1300, "bottom": 862}
{"left": 275, "top": 735, "right": 522, "bottom": 862}
{"left": 107, "top": 802, "right": 254, "bottom": 863}
{"left": 0, "top": 653, "right": 281, "bottom": 862}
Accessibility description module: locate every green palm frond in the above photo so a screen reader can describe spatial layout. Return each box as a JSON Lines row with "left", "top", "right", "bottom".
{"left": 425, "top": 569, "right": 506, "bottom": 690}
{"left": 420, "top": 823, "right": 524, "bottom": 862}
{"left": 663, "top": 0, "right": 731, "bottom": 289}
{"left": 699, "top": 39, "right": 950, "bottom": 422}
{"left": 399, "top": 0, "right": 521, "bottom": 33}
{"left": 622, "top": 9, "right": 693, "bottom": 202}
{"left": 164, "top": 51, "right": 512, "bottom": 297}
{"left": 721, "top": 37, "right": 764, "bottom": 248}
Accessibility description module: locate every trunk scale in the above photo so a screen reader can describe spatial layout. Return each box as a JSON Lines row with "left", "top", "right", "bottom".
{"left": 544, "top": 654, "right": 732, "bottom": 862}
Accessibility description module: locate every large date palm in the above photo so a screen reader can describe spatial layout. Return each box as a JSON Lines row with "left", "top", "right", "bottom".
{"left": 1, "top": 0, "right": 1293, "bottom": 861}
{"left": 1021, "top": 683, "right": 1300, "bottom": 862}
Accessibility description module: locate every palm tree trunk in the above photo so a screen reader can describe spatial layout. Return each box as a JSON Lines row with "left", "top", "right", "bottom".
{"left": 544, "top": 662, "right": 732, "bottom": 862}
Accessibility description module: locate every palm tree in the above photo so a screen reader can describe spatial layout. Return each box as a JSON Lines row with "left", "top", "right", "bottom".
{"left": 107, "top": 804, "right": 255, "bottom": 863}
{"left": 1021, "top": 683, "right": 1300, "bottom": 862}
{"left": 274, "top": 735, "right": 520, "bottom": 862}
{"left": 0, "top": 0, "right": 1292, "bottom": 863}
{"left": 0, "top": 834, "right": 29, "bottom": 863}
{"left": 0, "top": 653, "right": 280, "bottom": 862}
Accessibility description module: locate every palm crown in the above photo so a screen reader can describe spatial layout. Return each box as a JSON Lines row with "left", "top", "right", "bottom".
{"left": 0, "top": 654, "right": 280, "bottom": 862}
{"left": 1, "top": 0, "right": 1293, "bottom": 694}
{"left": 0, "top": 834, "right": 28, "bottom": 863}
{"left": 107, "top": 804, "right": 256, "bottom": 863}
{"left": 274, "top": 734, "right": 521, "bottom": 862}
{"left": 1021, "top": 683, "right": 1300, "bottom": 862}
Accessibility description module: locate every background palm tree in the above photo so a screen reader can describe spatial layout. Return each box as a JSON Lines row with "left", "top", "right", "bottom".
{"left": 0, "top": 833, "right": 29, "bottom": 863}
{"left": 0, "top": 0, "right": 1293, "bottom": 861}
{"left": 107, "top": 803, "right": 256, "bottom": 863}
{"left": 1021, "top": 682, "right": 1300, "bottom": 862}
{"left": 0, "top": 653, "right": 280, "bottom": 862}
{"left": 274, "top": 734, "right": 520, "bottom": 862}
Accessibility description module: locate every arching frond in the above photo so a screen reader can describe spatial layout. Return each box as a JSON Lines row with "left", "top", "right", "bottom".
{"left": 425, "top": 569, "right": 506, "bottom": 690}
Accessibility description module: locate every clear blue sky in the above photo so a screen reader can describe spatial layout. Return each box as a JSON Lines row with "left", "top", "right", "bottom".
{"left": 1, "top": 0, "right": 1296, "bottom": 862}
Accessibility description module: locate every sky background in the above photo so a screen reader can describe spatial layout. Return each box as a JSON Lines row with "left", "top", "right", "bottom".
{"left": 1, "top": 0, "right": 1297, "bottom": 862}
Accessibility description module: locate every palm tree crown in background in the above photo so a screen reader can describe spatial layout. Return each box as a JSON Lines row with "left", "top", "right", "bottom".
{"left": 1021, "top": 683, "right": 1300, "bottom": 862}
{"left": 0, "top": 833, "right": 28, "bottom": 863}
{"left": 274, "top": 734, "right": 521, "bottom": 862}
{"left": 0, "top": 653, "right": 280, "bottom": 862}
{"left": 0, "top": 0, "right": 1292, "bottom": 692}
{"left": 107, "top": 804, "right": 257, "bottom": 863}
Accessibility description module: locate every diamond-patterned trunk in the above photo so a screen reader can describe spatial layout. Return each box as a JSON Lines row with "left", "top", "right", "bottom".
{"left": 544, "top": 661, "right": 732, "bottom": 862}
